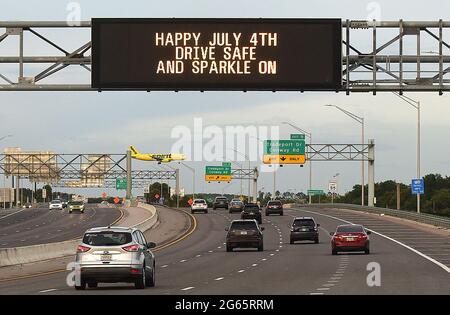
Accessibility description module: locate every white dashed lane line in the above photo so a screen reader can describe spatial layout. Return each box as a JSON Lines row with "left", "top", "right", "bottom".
{"left": 39, "top": 289, "right": 58, "bottom": 293}
{"left": 181, "top": 287, "right": 195, "bottom": 291}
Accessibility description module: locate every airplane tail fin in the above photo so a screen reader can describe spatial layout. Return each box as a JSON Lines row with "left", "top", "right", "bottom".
{"left": 129, "top": 145, "right": 140, "bottom": 156}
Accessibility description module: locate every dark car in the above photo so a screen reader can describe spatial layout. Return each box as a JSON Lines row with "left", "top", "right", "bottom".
{"left": 330, "top": 224, "right": 371, "bottom": 255}
{"left": 229, "top": 200, "right": 244, "bottom": 213}
{"left": 290, "top": 217, "right": 320, "bottom": 244}
{"left": 265, "top": 200, "right": 283, "bottom": 216}
{"left": 225, "top": 220, "right": 264, "bottom": 252}
{"left": 241, "top": 203, "right": 262, "bottom": 224}
{"left": 213, "top": 196, "right": 229, "bottom": 210}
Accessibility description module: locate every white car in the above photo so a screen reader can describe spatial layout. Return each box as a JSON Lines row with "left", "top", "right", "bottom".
{"left": 49, "top": 200, "right": 63, "bottom": 210}
{"left": 191, "top": 199, "right": 208, "bottom": 214}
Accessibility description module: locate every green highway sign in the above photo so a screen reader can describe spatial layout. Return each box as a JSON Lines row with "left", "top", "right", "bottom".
{"left": 290, "top": 134, "right": 305, "bottom": 140}
{"left": 116, "top": 178, "right": 127, "bottom": 190}
{"left": 264, "top": 140, "right": 305, "bottom": 155}
{"left": 205, "top": 166, "right": 231, "bottom": 176}
{"left": 222, "top": 162, "right": 232, "bottom": 167}
{"left": 307, "top": 189, "right": 325, "bottom": 196}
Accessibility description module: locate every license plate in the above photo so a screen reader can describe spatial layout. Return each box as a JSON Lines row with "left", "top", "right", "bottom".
{"left": 346, "top": 237, "right": 355, "bottom": 241}
{"left": 100, "top": 254, "right": 112, "bottom": 261}
{"left": 240, "top": 231, "right": 248, "bottom": 235}
{"left": 301, "top": 228, "right": 308, "bottom": 231}
{"left": 250, "top": 212, "right": 254, "bottom": 215}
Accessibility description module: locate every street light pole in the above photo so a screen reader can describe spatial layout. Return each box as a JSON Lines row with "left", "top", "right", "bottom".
{"left": 281, "top": 122, "right": 312, "bottom": 204}
{"left": 228, "top": 148, "right": 251, "bottom": 202}
{"left": 393, "top": 93, "right": 421, "bottom": 214}
{"left": 0, "top": 135, "right": 13, "bottom": 209}
{"left": 324, "top": 105, "right": 365, "bottom": 206}
{"left": 179, "top": 162, "right": 195, "bottom": 200}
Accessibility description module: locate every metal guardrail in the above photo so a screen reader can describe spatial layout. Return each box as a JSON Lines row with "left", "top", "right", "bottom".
{"left": 294, "top": 203, "right": 450, "bottom": 229}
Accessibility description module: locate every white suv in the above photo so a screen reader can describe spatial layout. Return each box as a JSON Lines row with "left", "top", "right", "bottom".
{"left": 191, "top": 199, "right": 208, "bottom": 214}
{"left": 49, "top": 200, "right": 63, "bottom": 210}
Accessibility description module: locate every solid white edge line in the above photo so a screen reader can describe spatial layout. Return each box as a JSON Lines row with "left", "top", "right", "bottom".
{"left": 0, "top": 208, "right": 26, "bottom": 221}
{"left": 296, "top": 208, "right": 450, "bottom": 274}
{"left": 39, "top": 289, "right": 57, "bottom": 293}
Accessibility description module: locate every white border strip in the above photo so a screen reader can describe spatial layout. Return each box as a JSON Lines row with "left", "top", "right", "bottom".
{"left": 294, "top": 208, "right": 450, "bottom": 274}
{"left": 0, "top": 208, "right": 25, "bottom": 221}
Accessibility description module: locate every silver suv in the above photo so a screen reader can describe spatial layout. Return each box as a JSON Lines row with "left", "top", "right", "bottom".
{"left": 75, "top": 226, "right": 156, "bottom": 290}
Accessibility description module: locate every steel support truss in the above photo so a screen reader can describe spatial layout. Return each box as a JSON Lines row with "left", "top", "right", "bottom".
{"left": 0, "top": 153, "right": 176, "bottom": 187}
{"left": 1, "top": 20, "right": 450, "bottom": 92}
{"left": 306, "top": 143, "right": 371, "bottom": 161}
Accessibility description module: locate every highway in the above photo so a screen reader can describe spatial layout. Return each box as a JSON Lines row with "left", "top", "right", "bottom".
{"left": 0, "top": 205, "right": 448, "bottom": 295}
{"left": 0, "top": 204, "right": 121, "bottom": 248}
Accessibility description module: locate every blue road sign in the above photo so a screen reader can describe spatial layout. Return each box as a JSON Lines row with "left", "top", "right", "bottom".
{"left": 411, "top": 178, "right": 424, "bottom": 195}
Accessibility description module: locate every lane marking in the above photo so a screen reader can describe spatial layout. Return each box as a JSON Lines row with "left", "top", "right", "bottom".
{"left": 180, "top": 259, "right": 187, "bottom": 263}
{"left": 310, "top": 292, "right": 324, "bottom": 295}
{"left": 0, "top": 208, "right": 26, "bottom": 221}
{"left": 161, "top": 265, "right": 168, "bottom": 268}
{"left": 214, "top": 277, "right": 224, "bottom": 281}
{"left": 252, "top": 263, "right": 258, "bottom": 267}
{"left": 238, "top": 270, "right": 245, "bottom": 273}
{"left": 181, "top": 286, "right": 195, "bottom": 291}
{"left": 294, "top": 208, "right": 450, "bottom": 274}
{"left": 317, "top": 287, "right": 330, "bottom": 291}
{"left": 39, "top": 288, "right": 57, "bottom": 293}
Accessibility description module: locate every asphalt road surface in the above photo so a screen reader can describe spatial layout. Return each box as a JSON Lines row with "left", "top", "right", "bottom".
{"left": 0, "top": 206, "right": 448, "bottom": 295}
{"left": 0, "top": 204, "right": 121, "bottom": 248}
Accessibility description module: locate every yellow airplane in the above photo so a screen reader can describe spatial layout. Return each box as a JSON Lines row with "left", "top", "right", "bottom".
{"left": 129, "top": 146, "right": 186, "bottom": 164}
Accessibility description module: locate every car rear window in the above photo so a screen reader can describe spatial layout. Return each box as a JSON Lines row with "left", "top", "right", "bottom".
{"left": 245, "top": 204, "right": 260, "bottom": 209}
{"left": 268, "top": 201, "right": 282, "bottom": 205}
{"left": 216, "top": 198, "right": 227, "bottom": 201}
{"left": 231, "top": 201, "right": 242, "bottom": 205}
{"left": 230, "top": 221, "right": 258, "bottom": 230}
{"left": 336, "top": 225, "right": 364, "bottom": 233}
{"left": 70, "top": 201, "right": 83, "bottom": 205}
{"left": 82, "top": 232, "right": 132, "bottom": 246}
{"left": 293, "top": 219, "right": 315, "bottom": 227}
{"left": 194, "top": 200, "right": 206, "bottom": 204}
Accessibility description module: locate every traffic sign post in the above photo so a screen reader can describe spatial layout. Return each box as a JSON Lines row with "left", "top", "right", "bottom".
{"left": 411, "top": 178, "right": 424, "bottom": 195}
{"left": 307, "top": 189, "right": 325, "bottom": 196}
{"left": 116, "top": 178, "right": 127, "bottom": 190}
{"left": 263, "top": 139, "right": 306, "bottom": 165}
{"left": 308, "top": 189, "right": 325, "bottom": 204}
{"left": 205, "top": 165, "right": 232, "bottom": 182}
{"left": 290, "top": 134, "right": 305, "bottom": 140}
{"left": 328, "top": 181, "right": 338, "bottom": 204}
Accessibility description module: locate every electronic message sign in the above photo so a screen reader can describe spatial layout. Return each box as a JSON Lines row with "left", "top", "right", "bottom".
{"left": 92, "top": 18, "right": 342, "bottom": 90}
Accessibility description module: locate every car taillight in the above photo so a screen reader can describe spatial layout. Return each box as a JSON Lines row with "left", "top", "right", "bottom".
{"left": 122, "top": 244, "right": 140, "bottom": 252}
{"left": 334, "top": 235, "right": 344, "bottom": 241}
{"left": 358, "top": 234, "right": 368, "bottom": 239}
{"left": 77, "top": 245, "right": 91, "bottom": 253}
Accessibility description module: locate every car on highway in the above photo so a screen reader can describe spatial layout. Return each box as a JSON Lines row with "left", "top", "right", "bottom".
{"left": 213, "top": 196, "right": 229, "bottom": 210}
{"left": 22, "top": 203, "right": 32, "bottom": 209}
{"left": 68, "top": 200, "right": 85, "bottom": 213}
{"left": 48, "top": 199, "right": 63, "bottom": 210}
{"left": 225, "top": 219, "right": 264, "bottom": 252}
{"left": 241, "top": 203, "right": 262, "bottom": 224}
{"left": 191, "top": 199, "right": 208, "bottom": 214}
{"left": 265, "top": 200, "right": 283, "bottom": 216}
{"left": 290, "top": 217, "right": 320, "bottom": 244}
{"left": 330, "top": 224, "right": 371, "bottom": 255}
{"left": 228, "top": 200, "right": 244, "bottom": 213}
{"left": 75, "top": 226, "right": 156, "bottom": 290}
{"left": 61, "top": 200, "right": 68, "bottom": 208}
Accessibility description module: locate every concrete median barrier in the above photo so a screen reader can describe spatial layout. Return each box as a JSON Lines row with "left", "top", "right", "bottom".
{"left": 0, "top": 203, "right": 158, "bottom": 267}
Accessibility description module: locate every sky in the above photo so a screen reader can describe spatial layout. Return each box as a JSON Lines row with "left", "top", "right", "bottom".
{"left": 1, "top": 0, "right": 450, "bottom": 198}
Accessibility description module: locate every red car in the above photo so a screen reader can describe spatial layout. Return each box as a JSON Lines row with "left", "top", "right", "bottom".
{"left": 330, "top": 224, "right": 371, "bottom": 255}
